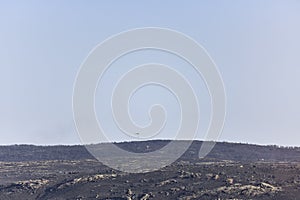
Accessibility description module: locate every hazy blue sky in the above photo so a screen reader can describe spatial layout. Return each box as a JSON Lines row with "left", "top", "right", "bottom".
{"left": 1, "top": 1, "right": 300, "bottom": 146}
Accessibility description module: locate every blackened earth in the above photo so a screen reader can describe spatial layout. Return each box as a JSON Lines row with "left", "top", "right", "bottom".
{"left": 0, "top": 140, "right": 299, "bottom": 200}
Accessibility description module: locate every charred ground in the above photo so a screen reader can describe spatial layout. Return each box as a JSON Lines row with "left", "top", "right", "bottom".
{"left": 0, "top": 140, "right": 299, "bottom": 199}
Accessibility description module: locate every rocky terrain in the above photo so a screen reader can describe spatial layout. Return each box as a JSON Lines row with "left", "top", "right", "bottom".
{"left": 0, "top": 140, "right": 299, "bottom": 199}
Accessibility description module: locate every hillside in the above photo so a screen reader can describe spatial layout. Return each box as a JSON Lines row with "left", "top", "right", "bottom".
{"left": 0, "top": 140, "right": 299, "bottom": 162}
{"left": 0, "top": 140, "right": 299, "bottom": 200}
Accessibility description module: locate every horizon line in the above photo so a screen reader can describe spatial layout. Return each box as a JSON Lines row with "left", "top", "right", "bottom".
{"left": 0, "top": 139, "right": 299, "bottom": 148}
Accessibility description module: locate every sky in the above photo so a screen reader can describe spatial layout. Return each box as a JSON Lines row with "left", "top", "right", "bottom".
{"left": 0, "top": 1, "right": 300, "bottom": 146}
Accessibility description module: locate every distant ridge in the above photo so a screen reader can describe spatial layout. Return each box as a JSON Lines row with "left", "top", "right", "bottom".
{"left": 0, "top": 140, "right": 299, "bottom": 162}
